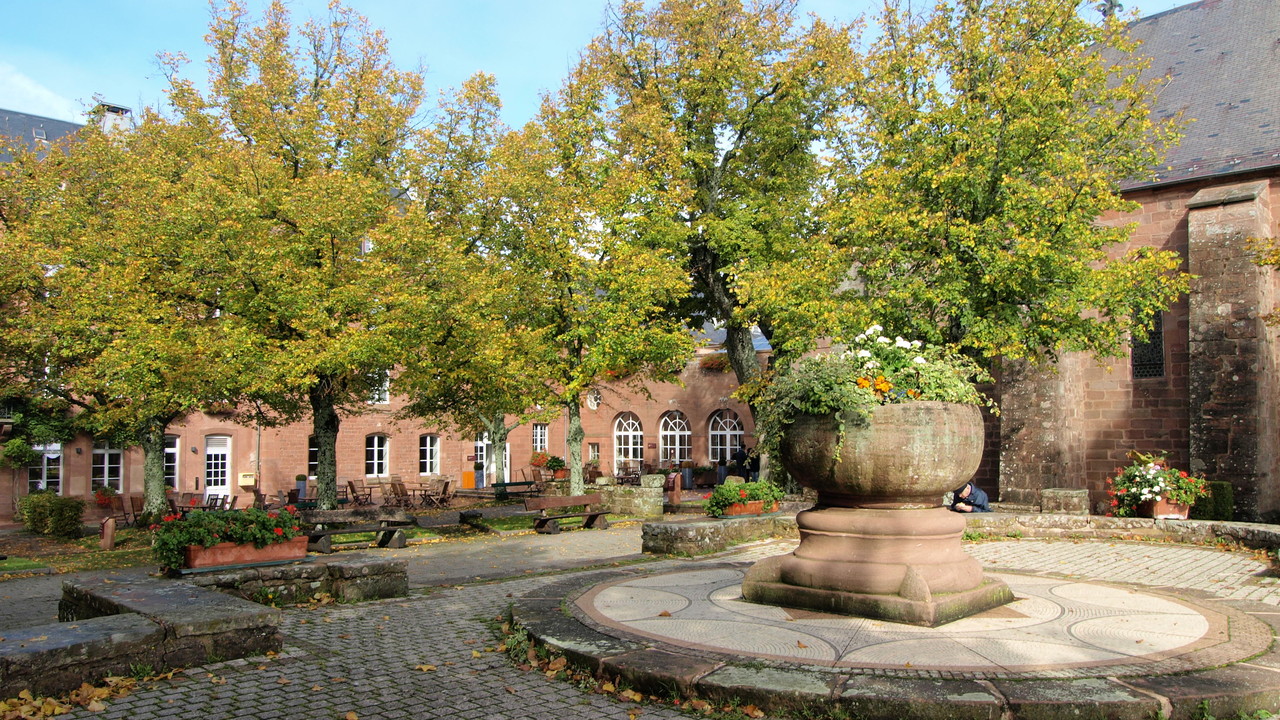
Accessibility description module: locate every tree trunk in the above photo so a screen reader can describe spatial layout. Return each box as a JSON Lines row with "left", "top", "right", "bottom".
{"left": 566, "top": 400, "right": 585, "bottom": 496}
{"left": 140, "top": 420, "right": 170, "bottom": 520}
{"left": 481, "top": 414, "right": 519, "bottom": 487}
{"left": 310, "top": 379, "right": 341, "bottom": 511}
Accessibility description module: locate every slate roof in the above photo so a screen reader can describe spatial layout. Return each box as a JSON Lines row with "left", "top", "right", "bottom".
{"left": 1125, "top": 0, "right": 1280, "bottom": 189}
{"left": 0, "top": 108, "right": 82, "bottom": 162}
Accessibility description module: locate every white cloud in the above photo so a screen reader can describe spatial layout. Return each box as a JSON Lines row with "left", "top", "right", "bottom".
{"left": 0, "top": 62, "right": 82, "bottom": 122}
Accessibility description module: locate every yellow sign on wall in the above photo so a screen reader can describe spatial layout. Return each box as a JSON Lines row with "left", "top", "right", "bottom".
{"left": 237, "top": 472, "right": 257, "bottom": 487}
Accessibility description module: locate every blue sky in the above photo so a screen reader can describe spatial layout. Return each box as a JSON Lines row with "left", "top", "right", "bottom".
{"left": 1, "top": 0, "right": 1193, "bottom": 129}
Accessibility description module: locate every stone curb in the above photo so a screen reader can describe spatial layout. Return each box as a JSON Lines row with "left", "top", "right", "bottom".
{"left": 512, "top": 564, "right": 1280, "bottom": 720}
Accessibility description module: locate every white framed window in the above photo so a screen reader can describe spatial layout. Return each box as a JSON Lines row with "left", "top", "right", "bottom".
{"left": 531, "top": 423, "right": 548, "bottom": 453}
{"left": 365, "top": 434, "right": 389, "bottom": 477}
{"left": 92, "top": 441, "right": 123, "bottom": 493}
{"left": 613, "top": 412, "right": 644, "bottom": 473}
{"left": 588, "top": 443, "right": 600, "bottom": 463}
{"left": 163, "top": 435, "right": 180, "bottom": 488}
{"left": 367, "top": 372, "right": 390, "bottom": 405}
{"left": 308, "top": 436, "right": 319, "bottom": 479}
{"left": 204, "top": 435, "right": 231, "bottom": 499}
{"left": 419, "top": 434, "right": 440, "bottom": 475}
{"left": 659, "top": 411, "right": 692, "bottom": 464}
{"left": 28, "top": 443, "right": 62, "bottom": 494}
{"left": 708, "top": 410, "right": 744, "bottom": 464}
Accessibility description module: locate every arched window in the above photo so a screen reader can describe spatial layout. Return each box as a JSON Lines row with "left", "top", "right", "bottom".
{"left": 419, "top": 434, "right": 440, "bottom": 475}
{"left": 708, "top": 410, "right": 744, "bottom": 464}
{"left": 613, "top": 412, "right": 644, "bottom": 472}
{"left": 659, "top": 411, "right": 691, "bottom": 464}
{"left": 365, "top": 434, "right": 389, "bottom": 477}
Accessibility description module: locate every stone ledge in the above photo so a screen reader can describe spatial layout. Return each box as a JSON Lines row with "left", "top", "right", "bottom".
{"left": 642, "top": 514, "right": 796, "bottom": 555}
{"left": 644, "top": 510, "right": 1280, "bottom": 556}
{"left": 2, "top": 556, "right": 407, "bottom": 698}
{"left": 967, "top": 513, "right": 1280, "bottom": 549}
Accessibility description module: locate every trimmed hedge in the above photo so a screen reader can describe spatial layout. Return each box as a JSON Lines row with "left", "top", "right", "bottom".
{"left": 1190, "top": 480, "right": 1234, "bottom": 521}
{"left": 20, "top": 492, "right": 85, "bottom": 539}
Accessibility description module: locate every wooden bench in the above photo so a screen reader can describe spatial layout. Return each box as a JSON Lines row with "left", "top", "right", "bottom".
{"left": 524, "top": 493, "right": 609, "bottom": 534}
{"left": 493, "top": 481, "right": 538, "bottom": 500}
{"left": 297, "top": 508, "right": 416, "bottom": 553}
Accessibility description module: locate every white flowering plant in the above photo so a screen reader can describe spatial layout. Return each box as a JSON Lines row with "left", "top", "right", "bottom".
{"left": 1106, "top": 451, "right": 1208, "bottom": 517}
{"left": 752, "top": 325, "right": 992, "bottom": 459}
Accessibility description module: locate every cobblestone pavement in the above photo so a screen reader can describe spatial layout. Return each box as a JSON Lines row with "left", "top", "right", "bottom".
{"left": 24, "top": 535, "right": 1280, "bottom": 719}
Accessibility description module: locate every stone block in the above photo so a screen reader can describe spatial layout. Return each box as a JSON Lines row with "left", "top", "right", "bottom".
{"left": 1038, "top": 488, "right": 1090, "bottom": 515}
{"left": 0, "top": 614, "right": 163, "bottom": 698}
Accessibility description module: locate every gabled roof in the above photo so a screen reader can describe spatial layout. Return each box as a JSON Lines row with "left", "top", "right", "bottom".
{"left": 0, "top": 108, "right": 82, "bottom": 162}
{"left": 1125, "top": 0, "right": 1280, "bottom": 190}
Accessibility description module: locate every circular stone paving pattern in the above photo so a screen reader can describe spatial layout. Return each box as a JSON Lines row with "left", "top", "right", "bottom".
{"left": 576, "top": 567, "right": 1269, "bottom": 678}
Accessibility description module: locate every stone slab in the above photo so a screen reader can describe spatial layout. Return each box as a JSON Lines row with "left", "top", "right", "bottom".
{"left": 62, "top": 576, "right": 279, "bottom": 637}
{"left": 0, "top": 614, "right": 162, "bottom": 698}
{"left": 600, "top": 648, "right": 722, "bottom": 695}
{"left": 990, "top": 677, "right": 1161, "bottom": 720}
{"left": 839, "top": 676, "right": 1001, "bottom": 720}
{"left": 696, "top": 664, "right": 842, "bottom": 715}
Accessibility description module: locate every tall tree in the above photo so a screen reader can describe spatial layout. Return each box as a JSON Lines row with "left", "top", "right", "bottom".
{"left": 826, "top": 0, "right": 1189, "bottom": 362}
{"left": 389, "top": 75, "right": 555, "bottom": 486}
{"left": 0, "top": 116, "right": 252, "bottom": 517}
{"left": 152, "top": 0, "right": 430, "bottom": 509}
{"left": 493, "top": 71, "right": 696, "bottom": 495}
{"left": 580, "top": 0, "right": 860, "bottom": 410}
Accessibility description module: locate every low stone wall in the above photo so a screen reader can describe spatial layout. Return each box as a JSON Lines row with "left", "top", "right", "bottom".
{"left": 186, "top": 554, "right": 408, "bottom": 603}
{"left": 642, "top": 514, "right": 797, "bottom": 556}
{"left": 593, "top": 475, "right": 664, "bottom": 518}
{"left": 643, "top": 508, "right": 1280, "bottom": 557}
{"left": 968, "top": 512, "right": 1280, "bottom": 549}
{"left": 0, "top": 556, "right": 407, "bottom": 698}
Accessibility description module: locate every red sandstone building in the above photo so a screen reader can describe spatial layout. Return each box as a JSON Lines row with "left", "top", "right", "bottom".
{"left": 4, "top": 0, "right": 1278, "bottom": 520}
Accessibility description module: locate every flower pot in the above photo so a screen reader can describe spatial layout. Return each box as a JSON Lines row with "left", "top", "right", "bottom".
{"left": 182, "top": 536, "right": 308, "bottom": 570}
{"left": 743, "top": 401, "right": 1012, "bottom": 626}
{"left": 1140, "top": 498, "right": 1191, "bottom": 520}
{"left": 553, "top": 469, "right": 568, "bottom": 479}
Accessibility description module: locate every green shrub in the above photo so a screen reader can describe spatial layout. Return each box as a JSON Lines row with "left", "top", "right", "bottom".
{"left": 20, "top": 492, "right": 85, "bottom": 538}
{"left": 1190, "top": 480, "right": 1234, "bottom": 521}
{"left": 46, "top": 496, "right": 85, "bottom": 538}
{"left": 20, "top": 491, "right": 55, "bottom": 533}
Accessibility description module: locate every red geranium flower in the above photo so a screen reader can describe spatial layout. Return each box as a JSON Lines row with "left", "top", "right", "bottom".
{"left": 739, "top": 489, "right": 748, "bottom": 499}
{"left": 273, "top": 527, "right": 284, "bottom": 535}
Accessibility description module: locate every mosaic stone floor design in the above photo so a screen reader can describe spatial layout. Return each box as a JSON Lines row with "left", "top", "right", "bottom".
{"left": 578, "top": 566, "right": 1265, "bottom": 678}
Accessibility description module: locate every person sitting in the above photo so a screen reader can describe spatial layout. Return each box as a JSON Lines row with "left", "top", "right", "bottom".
{"left": 950, "top": 482, "right": 991, "bottom": 513}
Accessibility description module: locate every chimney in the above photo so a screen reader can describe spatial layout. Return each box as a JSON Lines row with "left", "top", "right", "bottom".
{"left": 94, "top": 101, "right": 133, "bottom": 133}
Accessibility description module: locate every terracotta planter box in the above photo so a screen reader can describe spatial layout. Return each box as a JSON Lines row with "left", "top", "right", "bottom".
{"left": 183, "top": 536, "right": 308, "bottom": 569}
{"left": 1140, "top": 498, "right": 1191, "bottom": 520}
{"left": 721, "top": 500, "right": 777, "bottom": 517}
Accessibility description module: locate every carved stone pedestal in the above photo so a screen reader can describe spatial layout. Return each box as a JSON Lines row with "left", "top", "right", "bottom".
{"left": 741, "top": 401, "right": 1011, "bottom": 626}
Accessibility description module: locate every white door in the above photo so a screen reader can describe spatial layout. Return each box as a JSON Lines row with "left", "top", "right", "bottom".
{"left": 204, "top": 435, "right": 231, "bottom": 503}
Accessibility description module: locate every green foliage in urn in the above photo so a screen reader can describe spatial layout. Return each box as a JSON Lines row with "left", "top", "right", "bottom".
{"left": 704, "top": 480, "right": 786, "bottom": 518}
{"left": 753, "top": 325, "right": 991, "bottom": 460}
{"left": 150, "top": 506, "right": 304, "bottom": 571}
{"left": 543, "top": 455, "right": 566, "bottom": 472}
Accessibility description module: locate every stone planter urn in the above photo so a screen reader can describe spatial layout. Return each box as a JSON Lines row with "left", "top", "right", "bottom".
{"left": 742, "top": 401, "right": 1012, "bottom": 626}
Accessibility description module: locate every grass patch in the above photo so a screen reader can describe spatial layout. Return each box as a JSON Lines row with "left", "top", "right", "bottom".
{"left": 0, "top": 556, "right": 49, "bottom": 572}
{"left": 45, "top": 548, "right": 155, "bottom": 574}
{"left": 330, "top": 527, "right": 442, "bottom": 544}
{"left": 473, "top": 513, "right": 640, "bottom": 533}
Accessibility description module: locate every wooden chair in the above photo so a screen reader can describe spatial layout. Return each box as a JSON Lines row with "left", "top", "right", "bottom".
{"left": 225, "top": 494, "right": 239, "bottom": 510}
{"left": 347, "top": 480, "right": 374, "bottom": 506}
{"left": 105, "top": 495, "right": 132, "bottom": 527}
{"left": 128, "top": 495, "right": 146, "bottom": 520}
{"left": 390, "top": 481, "right": 414, "bottom": 508}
